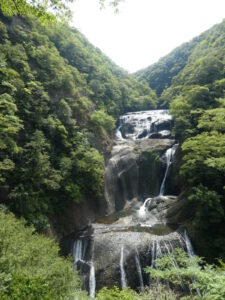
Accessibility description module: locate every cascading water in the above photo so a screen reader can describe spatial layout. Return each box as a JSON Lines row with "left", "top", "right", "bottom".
{"left": 138, "top": 143, "right": 177, "bottom": 217}
{"left": 135, "top": 249, "right": 144, "bottom": 288}
{"left": 89, "top": 262, "right": 96, "bottom": 298}
{"left": 159, "top": 144, "right": 178, "bottom": 196}
{"left": 184, "top": 231, "right": 201, "bottom": 297}
{"left": 184, "top": 230, "right": 195, "bottom": 257}
{"left": 72, "top": 109, "right": 196, "bottom": 294}
{"left": 120, "top": 245, "right": 128, "bottom": 289}
{"left": 116, "top": 109, "right": 172, "bottom": 140}
{"left": 73, "top": 239, "right": 83, "bottom": 268}
{"left": 138, "top": 198, "right": 152, "bottom": 216}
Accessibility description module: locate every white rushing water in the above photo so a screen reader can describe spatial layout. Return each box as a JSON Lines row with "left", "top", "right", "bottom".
{"left": 120, "top": 245, "right": 128, "bottom": 289}
{"left": 138, "top": 197, "right": 152, "bottom": 216}
{"left": 135, "top": 249, "right": 144, "bottom": 288}
{"left": 89, "top": 262, "right": 96, "bottom": 298}
{"left": 73, "top": 239, "right": 83, "bottom": 268}
{"left": 116, "top": 109, "right": 172, "bottom": 140}
{"left": 115, "top": 126, "right": 123, "bottom": 140}
{"left": 159, "top": 144, "right": 178, "bottom": 196}
{"left": 184, "top": 230, "right": 195, "bottom": 257}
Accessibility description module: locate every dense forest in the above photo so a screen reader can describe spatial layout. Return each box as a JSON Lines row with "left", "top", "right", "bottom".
{"left": 0, "top": 8, "right": 158, "bottom": 299}
{"left": 0, "top": 13, "right": 156, "bottom": 232}
{"left": 137, "top": 19, "right": 225, "bottom": 261}
{"left": 0, "top": 1, "right": 225, "bottom": 299}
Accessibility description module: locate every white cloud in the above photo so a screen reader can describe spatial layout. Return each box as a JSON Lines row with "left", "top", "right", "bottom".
{"left": 71, "top": 0, "right": 225, "bottom": 72}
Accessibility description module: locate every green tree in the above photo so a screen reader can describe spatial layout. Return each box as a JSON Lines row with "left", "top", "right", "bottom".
{"left": 198, "top": 108, "right": 225, "bottom": 133}
{"left": 188, "top": 185, "right": 224, "bottom": 230}
{"left": 181, "top": 131, "right": 225, "bottom": 187}
{"left": 96, "top": 286, "right": 136, "bottom": 300}
{"left": 146, "top": 248, "right": 225, "bottom": 300}
{"left": 0, "top": 0, "right": 125, "bottom": 23}
{"left": 0, "top": 93, "right": 23, "bottom": 184}
{"left": 0, "top": 0, "right": 72, "bottom": 23}
{"left": 90, "top": 109, "right": 115, "bottom": 134}
{"left": 0, "top": 208, "right": 82, "bottom": 300}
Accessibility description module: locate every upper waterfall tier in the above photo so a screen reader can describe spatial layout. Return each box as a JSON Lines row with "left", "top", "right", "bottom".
{"left": 116, "top": 109, "right": 173, "bottom": 140}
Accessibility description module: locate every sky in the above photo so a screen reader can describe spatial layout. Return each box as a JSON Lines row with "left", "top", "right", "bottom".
{"left": 71, "top": 0, "right": 225, "bottom": 73}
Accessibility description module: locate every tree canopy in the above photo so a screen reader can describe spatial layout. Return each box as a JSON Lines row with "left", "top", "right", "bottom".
{"left": 0, "top": 13, "right": 156, "bottom": 231}
{"left": 0, "top": 207, "right": 84, "bottom": 299}
{"left": 137, "top": 18, "right": 225, "bottom": 260}
{"left": 0, "top": 0, "right": 125, "bottom": 23}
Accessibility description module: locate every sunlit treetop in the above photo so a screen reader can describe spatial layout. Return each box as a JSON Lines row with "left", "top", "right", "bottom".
{"left": 0, "top": 0, "right": 73, "bottom": 23}
{"left": 0, "top": 0, "right": 124, "bottom": 23}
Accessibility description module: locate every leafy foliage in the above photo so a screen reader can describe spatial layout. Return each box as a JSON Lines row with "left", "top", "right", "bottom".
{"left": 137, "top": 18, "right": 225, "bottom": 260}
{"left": 0, "top": 0, "right": 72, "bottom": 23}
{"left": 0, "top": 0, "right": 125, "bottom": 24}
{"left": 96, "top": 285, "right": 179, "bottom": 300}
{"left": 96, "top": 286, "right": 136, "bottom": 300}
{"left": 0, "top": 207, "right": 87, "bottom": 300}
{"left": 137, "top": 17, "right": 225, "bottom": 259}
{"left": 146, "top": 248, "right": 225, "bottom": 300}
{"left": 136, "top": 35, "right": 205, "bottom": 97}
{"left": 0, "top": 13, "right": 156, "bottom": 231}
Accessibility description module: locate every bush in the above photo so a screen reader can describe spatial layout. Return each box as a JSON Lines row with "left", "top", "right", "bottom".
{"left": 96, "top": 286, "right": 136, "bottom": 300}
{"left": 145, "top": 248, "right": 225, "bottom": 300}
{"left": 0, "top": 208, "right": 80, "bottom": 299}
{"left": 90, "top": 109, "right": 115, "bottom": 134}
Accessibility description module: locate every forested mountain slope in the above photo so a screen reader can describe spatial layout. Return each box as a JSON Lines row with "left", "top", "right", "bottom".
{"left": 135, "top": 34, "right": 205, "bottom": 97}
{"left": 137, "top": 20, "right": 225, "bottom": 260}
{"left": 136, "top": 20, "right": 225, "bottom": 106}
{"left": 0, "top": 13, "right": 157, "bottom": 232}
{"left": 1, "top": 4, "right": 225, "bottom": 299}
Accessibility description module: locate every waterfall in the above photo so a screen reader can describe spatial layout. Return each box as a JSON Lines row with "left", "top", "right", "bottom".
{"left": 184, "top": 230, "right": 195, "bottom": 257}
{"left": 138, "top": 197, "right": 152, "bottom": 216}
{"left": 164, "top": 241, "right": 171, "bottom": 254}
{"left": 178, "top": 235, "right": 185, "bottom": 250}
{"left": 116, "top": 110, "right": 172, "bottom": 140}
{"left": 115, "top": 126, "right": 123, "bottom": 140}
{"left": 151, "top": 241, "right": 156, "bottom": 267}
{"left": 159, "top": 145, "right": 177, "bottom": 196}
{"left": 150, "top": 240, "right": 163, "bottom": 269}
{"left": 73, "top": 239, "right": 83, "bottom": 268}
{"left": 148, "top": 240, "right": 156, "bottom": 287}
{"left": 89, "top": 262, "right": 96, "bottom": 298}
{"left": 72, "top": 109, "right": 199, "bottom": 295}
{"left": 156, "top": 240, "right": 163, "bottom": 259}
{"left": 135, "top": 249, "right": 144, "bottom": 288}
{"left": 184, "top": 230, "right": 201, "bottom": 297}
{"left": 120, "top": 245, "right": 128, "bottom": 289}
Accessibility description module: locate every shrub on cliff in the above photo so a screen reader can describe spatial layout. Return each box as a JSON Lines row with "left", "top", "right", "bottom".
{"left": 146, "top": 248, "right": 225, "bottom": 300}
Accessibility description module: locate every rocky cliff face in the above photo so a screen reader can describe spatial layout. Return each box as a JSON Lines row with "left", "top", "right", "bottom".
{"left": 104, "top": 138, "right": 174, "bottom": 213}
{"left": 104, "top": 110, "right": 176, "bottom": 213}
{"left": 64, "top": 109, "right": 191, "bottom": 295}
{"left": 56, "top": 110, "right": 177, "bottom": 242}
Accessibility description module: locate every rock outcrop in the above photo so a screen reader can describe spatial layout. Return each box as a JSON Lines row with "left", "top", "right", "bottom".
{"left": 67, "top": 109, "right": 191, "bottom": 295}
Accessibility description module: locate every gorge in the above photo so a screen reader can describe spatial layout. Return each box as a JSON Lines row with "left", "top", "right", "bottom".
{"left": 0, "top": 7, "right": 225, "bottom": 299}
{"left": 72, "top": 109, "right": 194, "bottom": 296}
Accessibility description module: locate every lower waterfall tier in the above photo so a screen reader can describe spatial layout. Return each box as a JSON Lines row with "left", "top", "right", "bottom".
{"left": 73, "top": 195, "right": 189, "bottom": 293}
